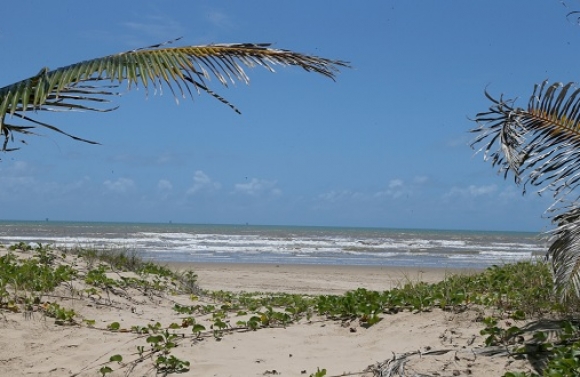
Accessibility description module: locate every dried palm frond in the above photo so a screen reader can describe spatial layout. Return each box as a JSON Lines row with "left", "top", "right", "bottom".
{"left": 471, "top": 80, "right": 580, "bottom": 298}
{"left": 546, "top": 205, "right": 580, "bottom": 299}
{"left": 0, "top": 39, "right": 349, "bottom": 151}
{"left": 472, "top": 81, "right": 580, "bottom": 196}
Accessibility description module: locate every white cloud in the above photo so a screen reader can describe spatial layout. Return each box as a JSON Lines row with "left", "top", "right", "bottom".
{"left": 447, "top": 135, "right": 470, "bottom": 148}
{"left": 319, "top": 189, "right": 356, "bottom": 202}
{"left": 233, "top": 178, "right": 281, "bottom": 197}
{"left": 320, "top": 189, "right": 371, "bottom": 204}
{"left": 157, "top": 179, "right": 173, "bottom": 191}
{"left": 156, "top": 179, "right": 173, "bottom": 200}
{"left": 11, "top": 160, "right": 29, "bottom": 172}
{"left": 187, "top": 171, "right": 221, "bottom": 195}
{"left": 1, "top": 176, "right": 36, "bottom": 192}
{"left": 121, "top": 15, "right": 185, "bottom": 42}
{"left": 319, "top": 176, "right": 429, "bottom": 204}
{"left": 65, "top": 176, "right": 92, "bottom": 192}
{"left": 156, "top": 154, "right": 173, "bottom": 165}
{"left": 0, "top": 159, "right": 93, "bottom": 199}
{"left": 445, "top": 184, "right": 498, "bottom": 198}
{"left": 1, "top": 160, "right": 35, "bottom": 176}
{"left": 375, "top": 178, "right": 409, "bottom": 199}
{"left": 413, "top": 176, "right": 429, "bottom": 184}
{"left": 498, "top": 185, "right": 519, "bottom": 199}
{"left": 103, "top": 178, "right": 136, "bottom": 193}
{"left": 205, "top": 10, "right": 234, "bottom": 29}
{"left": 389, "top": 179, "right": 404, "bottom": 189}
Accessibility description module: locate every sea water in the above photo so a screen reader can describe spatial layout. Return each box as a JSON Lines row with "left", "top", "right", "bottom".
{"left": 0, "top": 221, "right": 547, "bottom": 269}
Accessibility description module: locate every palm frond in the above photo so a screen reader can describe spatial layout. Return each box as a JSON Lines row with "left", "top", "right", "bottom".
{"left": 0, "top": 40, "right": 349, "bottom": 151}
{"left": 471, "top": 80, "right": 580, "bottom": 299}
{"left": 471, "top": 81, "right": 580, "bottom": 200}
{"left": 547, "top": 205, "right": 580, "bottom": 299}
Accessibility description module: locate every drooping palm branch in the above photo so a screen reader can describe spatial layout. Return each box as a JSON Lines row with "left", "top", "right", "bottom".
{"left": 471, "top": 80, "right": 580, "bottom": 298}
{"left": 0, "top": 39, "right": 349, "bottom": 151}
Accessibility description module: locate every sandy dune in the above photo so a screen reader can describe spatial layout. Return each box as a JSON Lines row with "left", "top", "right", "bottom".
{"left": 0, "top": 249, "right": 532, "bottom": 376}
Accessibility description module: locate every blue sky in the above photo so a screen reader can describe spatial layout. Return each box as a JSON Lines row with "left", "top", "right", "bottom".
{"left": 0, "top": 1, "right": 578, "bottom": 231}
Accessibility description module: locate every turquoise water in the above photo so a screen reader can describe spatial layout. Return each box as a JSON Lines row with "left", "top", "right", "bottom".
{"left": 0, "top": 221, "right": 546, "bottom": 269}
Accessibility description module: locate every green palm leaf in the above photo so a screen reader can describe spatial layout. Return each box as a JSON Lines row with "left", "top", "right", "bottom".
{"left": 0, "top": 40, "right": 349, "bottom": 151}
{"left": 471, "top": 80, "right": 580, "bottom": 299}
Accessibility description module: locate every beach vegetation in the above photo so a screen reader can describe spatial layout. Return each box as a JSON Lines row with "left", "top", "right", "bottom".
{"left": 480, "top": 318, "right": 580, "bottom": 377}
{"left": 99, "top": 366, "right": 113, "bottom": 377}
{"left": 0, "top": 244, "right": 77, "bottom": 314}
{"left": 43, "top": 302, "right": 77, "bottom": 325}
{"left": 4, "top": 244, "right": 580, "bottom": 375}
{"left": 310, "top": 367, "right": 327, "bottom": 377}
{"left": 8, "top": 241, "right": 33, "bottom": 251}
{"left": 98, "top": 355, "right": 123, "bottom": 377}
{"left": 155, "top": 354, "right": 191, "bottom": 374}
{"left": 192, "top": 323, "right": 206, "bottom": 338}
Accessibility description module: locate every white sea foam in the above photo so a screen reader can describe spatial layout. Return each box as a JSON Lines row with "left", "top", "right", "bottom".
{"left": 0, "top": 222, "right": 546, "bottom": 268}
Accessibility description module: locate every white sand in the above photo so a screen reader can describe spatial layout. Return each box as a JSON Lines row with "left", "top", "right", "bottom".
{"left": 167, "top": 262, "right": 476, "bottom": 295}
{"left": 0, "top": 250, "right": 533, "bottom": 377}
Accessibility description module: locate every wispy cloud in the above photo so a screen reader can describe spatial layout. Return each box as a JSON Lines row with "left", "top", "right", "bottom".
{"left": 156, "top": 153, "right": 176, "bottom": 165}
{"left": 1, "top": 176, "right": 36, "bottom": 193}
{"left": 187, "top": 171, "right": 221, "bottom": 195}
{"left": 317, "top": 176, "right": 431, "bottom": 206}
{"left": 75, "top": 13, "right": 182, "bottom": 48}
{"left": 447, "top": 134, "right": 471, "bottom": 148}
{"left": 81, "top": 12, "right": 186, "bottom": 48}
{"left": 157, "top": 179, "right": 173, "bottom": 191}
{"left": 205, "top": 9, "right": 234, "bottom": 29}
{"left": 233, "top": 178, "right": 281, "bottom": 197}
{"left": 103, "top": 178, "right": 136, "bottom": 193}
{"left": 156, "top": 179, "right": 173, "bottom": 200}
{"left": 498, "top": 185, "right": 520, "bottom": 200}
{"left": 318, "top": 189, "right": 363, "bottom": 202}
{"left": 107, "top": 151, "right": 187, "bottom": 168}
{"left": 121, "top": 14, "right": 186, "bottom": 43}
{"left": 10, "top": 160, "right": 31, "bottom": 172}
{"left": 375, "top": 178, "right": 406, "bottom": 199}
{"left": 444, "top": 184, "right": 498, "bottom": 198}
{"left": 0, "top": 157, "right": 94, "bottom": 197}
{"left": 374, "top": 176, "right": 429, "bottom": 199}
{"left": 413, "top": 176, "right": 429, "bottom": 184}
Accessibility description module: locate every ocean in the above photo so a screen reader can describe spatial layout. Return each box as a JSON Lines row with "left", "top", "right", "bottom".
{"left": 0, "top": 221, "right": 548, "bottom": 269}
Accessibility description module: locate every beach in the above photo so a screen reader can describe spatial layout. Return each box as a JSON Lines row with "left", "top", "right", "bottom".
{"left": 169, "top": 262, "right": 478, "bottom": 294}
{"left": 0, "top": 245, "right": 534, "bottom": 377}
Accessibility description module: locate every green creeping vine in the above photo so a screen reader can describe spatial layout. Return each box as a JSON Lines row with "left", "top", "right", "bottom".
{"left": 310, "top": 367, "right": 327, "bottom": 377}
{"left": 0, "top": 244, "right": 77, "bottom": 317}
{"left": 2, "top": 243, "right": 580, "bottom": 376}
{"left": 479, "top": 318, "right": 580, "bottom": 377}
{"left": 0, "top": 244, "right": 201, "bottom": 375}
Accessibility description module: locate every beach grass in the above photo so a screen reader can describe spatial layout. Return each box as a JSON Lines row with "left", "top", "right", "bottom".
{"left": 1, "top": 243, "right": 580, "bottom": 376}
